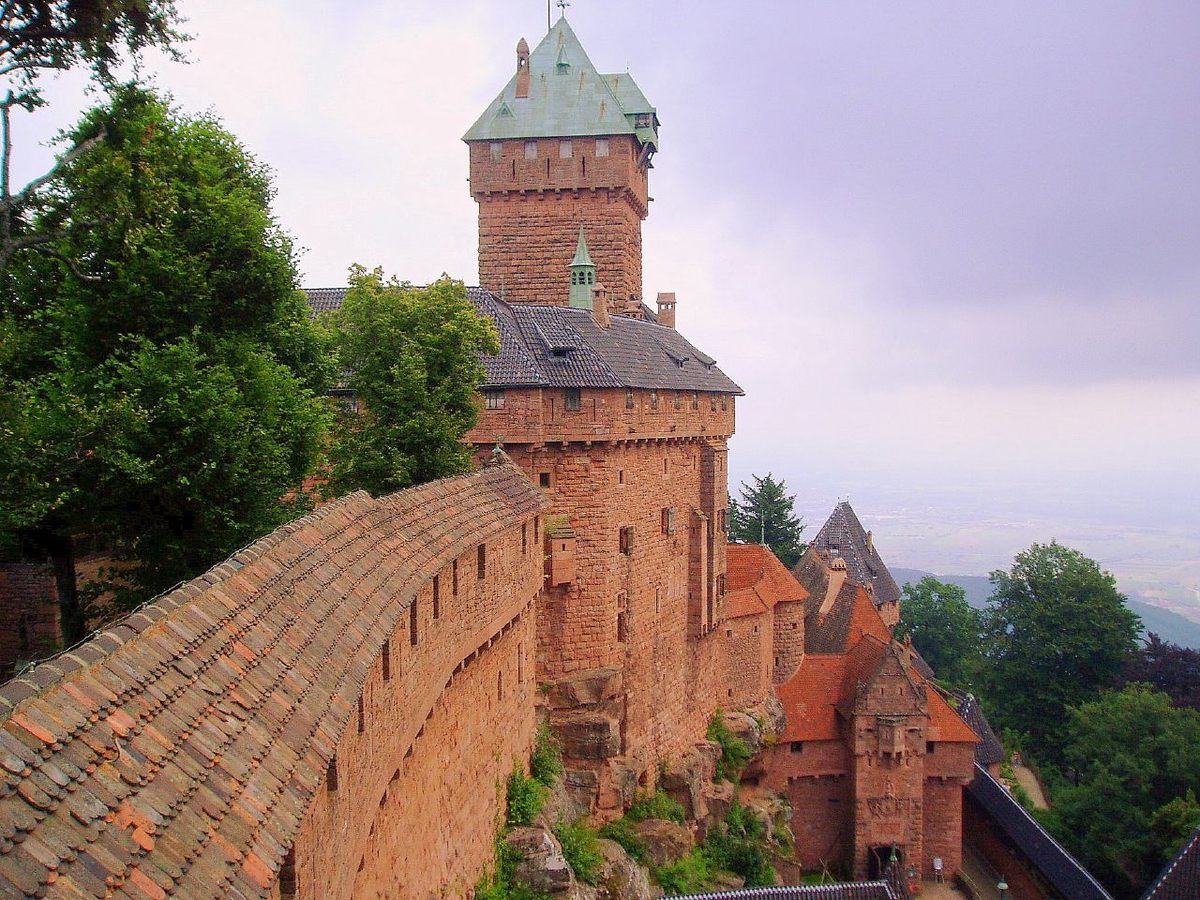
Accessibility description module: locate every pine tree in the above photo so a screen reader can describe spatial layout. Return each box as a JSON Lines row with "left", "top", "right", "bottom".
{"left": 729, "top": 473, "right": 805, "bottom": 568}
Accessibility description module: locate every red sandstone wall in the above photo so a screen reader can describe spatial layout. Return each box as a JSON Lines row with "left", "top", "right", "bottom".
{"left": 923, "top": 776, "right": 965, "bottom": 880}
{"left": 470, "top": 136, "right": 648, "bottom": 305}
{"left": 0, "top": 563, "right": 60, "bottom": 680}
{"left": 772, "top": 599, "right": 805, "bottom": 685}
{"left": 722, "top": 612, "right": 771, "bottom": 709}
{"left": 291, "top": 517, "right": 544, "bottom": 900}
{"left": 963, "top": 796, "right": 1050, "bottom": 900}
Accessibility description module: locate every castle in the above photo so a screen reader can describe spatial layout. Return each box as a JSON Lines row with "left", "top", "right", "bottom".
{"left": 0, "top": 15, "right": 1108, "bottom": 900}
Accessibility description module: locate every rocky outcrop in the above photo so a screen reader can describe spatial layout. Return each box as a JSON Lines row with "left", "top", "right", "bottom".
{"left": 632, "top": 818, "right": 694, "bottom": 868}
{"left": 507, "top": 825, "right": 574, "bottom": 893}
{"left": 660, "top": 741, "right": 721, "bottom": 820}
{"left": 595, "top": 838, "right": 654, "bottom": 900}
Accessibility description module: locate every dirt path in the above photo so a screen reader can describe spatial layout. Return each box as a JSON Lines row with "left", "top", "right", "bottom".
{"left": 1013, "top": 764, "right": 1049, "bottom": 809}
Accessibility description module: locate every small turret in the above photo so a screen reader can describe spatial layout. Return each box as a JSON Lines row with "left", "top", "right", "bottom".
{"left": 516, "top": 38, "right": 531, "bottom": 98}
{"left": 568, "top": 226, "right": 596, "bottom": 309}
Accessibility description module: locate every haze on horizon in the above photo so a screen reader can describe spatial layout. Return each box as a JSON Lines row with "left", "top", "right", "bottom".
{"left": 12, "top": 1, "right": 1199, "bottom": 605}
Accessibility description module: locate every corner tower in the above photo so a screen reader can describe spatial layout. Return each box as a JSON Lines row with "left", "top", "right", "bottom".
{"left": 464, "top": 16, "right": 659, "bottom": 306}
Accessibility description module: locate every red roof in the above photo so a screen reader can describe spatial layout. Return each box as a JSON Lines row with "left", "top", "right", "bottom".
{"left": 725, "top": 545, "right": 809, "bottom": 620}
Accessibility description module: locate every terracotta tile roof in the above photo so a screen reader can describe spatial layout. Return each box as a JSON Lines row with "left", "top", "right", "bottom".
{"left": 0, "top": 463, "right": 545, "bottom": 899}
{"left": 725, "top": 545, "right": 809, "bottom": 620}
{"left": 776, "top": 655, "right": 848, "bottom": 742}
{"left": 806, "top": 503, "right": 901, "bottom": 608}
{"left": 805, "top": 581, "right": 891, "bottom": 654}
{"left": 678, "top": 883, "right": 900, "bottom": 899}
{"left": 927, "top": 688, "right": 980, "bottom": 744}
{"left": 304, "top": 287, "right": 743, "bottom": 394}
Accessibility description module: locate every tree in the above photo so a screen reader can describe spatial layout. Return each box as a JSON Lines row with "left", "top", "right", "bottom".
{"left": 0, "top": 87, "right": 330, "bottom": 641}
{"left": 897, "top": 576, "right": 982, "bottom": 688}
{"left": 980, "top": 542, "right": 1141, "bottom": 764}
{"left": 0, "top": 1, "right": 186, "bottom": 273}
{"left": 729, "top": 473, "right": 805, "bottom": 568}
{"left": 1047, "top": 685, "right": 1200, "bottom": 897}
{"left": 320, "top": 267, "right": 499, "bottom": 497}
{"left": 1120, "top": 633, "right": 1200, "bottom": 711}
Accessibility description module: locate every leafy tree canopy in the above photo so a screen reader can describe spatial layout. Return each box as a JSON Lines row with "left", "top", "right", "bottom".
{"left": 1046, "top": 684, "right": 1200, "bottom": 898}
{"left": 897, "top": 576, "right": 982, "bottom": 689}
{"left": 729, "top": 472, "right": 805, "bottom": 568}
{"left": 320, "top": 268, "right": 499, "bottom": 497}
{"left": 1120, "top": 633, "right": 1200, "bottom": 711}
{"left": 0, "top": 87, "right": 330, "bottom": 639}
{"left": 980, "top": 541, "right": 1141, "bottom": 763}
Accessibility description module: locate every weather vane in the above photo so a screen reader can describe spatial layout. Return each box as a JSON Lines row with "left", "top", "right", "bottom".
{"left": 558, "top": 0, "right": 570, "bottom": 15}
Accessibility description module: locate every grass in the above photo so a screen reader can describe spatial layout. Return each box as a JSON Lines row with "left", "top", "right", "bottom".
{"left": 552, "top": 820, "right": 604, "bottom": 885}
{"left": 627, "top": 788, "right": 686, "bottom": 824}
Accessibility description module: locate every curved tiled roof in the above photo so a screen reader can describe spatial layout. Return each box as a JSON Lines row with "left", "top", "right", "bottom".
{"left": 725, "top": 545, "right": 809, "bottom": 619}
{"left": 304, "top": 287, "right": 742, "bottom": 394}
{"left": 952, "top": 691, "right": 1004, "bottom": 767}
{"left": 0, "top": 463, "right": 544, "bottom": 899}
{"left": 678, "top": 884, "right": 899, "bottom": 899}
{"left": 1144, "top": 825, "right": 1200, "bottom": 899}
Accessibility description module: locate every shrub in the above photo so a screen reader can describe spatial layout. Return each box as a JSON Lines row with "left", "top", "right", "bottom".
{"left": 627, "top": 788, "right": 686, "bottom": 824}
{"left": 707, "top": 711, "right": 752, "bottom": 783}
{"left": 507, "top": 764, "right": 548, "bottom": 827}
{"left": 599, "top": 816, "right": 648, "bottom": 864}
{"left": 553, "top": 820, "right": 604, "bottom": 885}
{"left": 475, "top": 839, "right": 552, "bottom": 900}
{"left": 530, "top": 721, "right": 563, "bottom": 788}
{"left": 653, "top": 849, "right": 714, "bottom": 895}
{"left": 704, "top": 801, "right": 775, "bottom": 887}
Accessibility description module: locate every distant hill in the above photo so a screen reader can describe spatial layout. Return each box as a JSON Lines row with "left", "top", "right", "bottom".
{"left": 891, "top": 567, "right": 1200, "bottom": 651}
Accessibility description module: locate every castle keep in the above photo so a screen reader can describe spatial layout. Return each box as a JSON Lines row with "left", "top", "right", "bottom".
{"left": 0, "top": 15, "right": 1063, "bottom": 900}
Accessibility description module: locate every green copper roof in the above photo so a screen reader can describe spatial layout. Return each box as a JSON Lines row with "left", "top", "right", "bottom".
{"left": 464, "top": 17, "right": 658, "bottom": 147}
{"left": 569, "top": 226, "right": 594, "bottom": 268}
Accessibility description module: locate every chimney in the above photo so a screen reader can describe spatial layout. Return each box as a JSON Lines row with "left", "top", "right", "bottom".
{"left": 622, "top": 295, "right": 642, "bottom": 318}
{"left": 516, "top": 38, "right": 531, "bottom": 98}
{"left": 592, "top": 283, "right": 610, "bottom": 328}
{"left": 656, "top": 292, "right": 676, "bottom": 328}
{"left": 866, "top": 530, "right": 874, "bottom": 554}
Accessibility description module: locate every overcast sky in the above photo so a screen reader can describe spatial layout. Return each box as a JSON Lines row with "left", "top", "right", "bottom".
{"left": 14, "top": 1, "right": 1200, "bottom": 576}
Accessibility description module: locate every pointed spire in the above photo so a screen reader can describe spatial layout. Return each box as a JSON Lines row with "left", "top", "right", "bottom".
{"left": 568, "top": 226, "right": 596, "bottom": 309}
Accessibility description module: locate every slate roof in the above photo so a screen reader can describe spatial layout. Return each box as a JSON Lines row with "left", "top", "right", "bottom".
{"left": 967, "top": 764, "right": 1113, "bottom": 900}
{"left": 677, "top": 884, "right": 899, "bottom": 899}
{"left": 804, "top": 581, "right": 890, "bottom": 655}
{"left": 725, "top": 545, "right": 809, "bottom": 619}
{"left": 1143, "top": 825, "right": 1200, "bottom": 899}
{"left": 805, "top": 503, "right": 901, "bottom": 608}
{"left": 304, "top": 287, "right": 742, "bottom": 394}
{"left": 0, "top": 463, "right": 545, "bottom": 899}
{"left": 952, "top": 691, "right": 1004, "bottom": 768}
{"left": 463, "top": 18, "right": 658, "bottom": 148}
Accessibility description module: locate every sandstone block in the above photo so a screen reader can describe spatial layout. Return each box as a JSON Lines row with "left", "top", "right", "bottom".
{"left": 632, "top": 819, "right": 694, "bottom": 868}
{"left": 507, "top": 825, "right": 574, "bottom": 894}
{"left": 595, "top": 838, "right": 653, "bottom": 900}
{"left": 548, "top": 667, "right": 623, "bottom": 709}
{"left": 556, "top": 710, "right": 621, "bottom": 760}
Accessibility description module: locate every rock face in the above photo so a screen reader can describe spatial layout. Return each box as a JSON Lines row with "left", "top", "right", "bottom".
{"left": 595, "top": 838, "right": 653, "bottom": 900}
{"left": 506, "top": 825, "right": 574, "bottom": 894}
{"left": 660, "top": 742, "right": 721, "bottom": 820}
{"left": 723, "top": 711, "right": 763, "bottom": 755}
{"left": 632, "top": 818, "right": 694, "bottom": 868}
{"left": 548, "top": 668, "right": 623, "bottom": 709}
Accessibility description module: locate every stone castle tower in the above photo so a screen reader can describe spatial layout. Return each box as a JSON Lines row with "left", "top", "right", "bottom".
{"left": 464, "top": 16, "right": 658, "bottom": 306}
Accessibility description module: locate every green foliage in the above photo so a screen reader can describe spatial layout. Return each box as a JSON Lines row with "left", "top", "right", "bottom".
{"left": 897, "top": 576, "right": 982, "bottom": 688}
{"left": 505, "top": 764, "right": 547, "bottom": 827}
{"left": 552, "top": 820, "right": 603, "bottom": 886}
{"left": 530, "top": 722, "right": 563, "bottom": 788}
{"left": 1044, "top": 684, "right": 1200, "bottom": 897}
{"left": 707, "top": 711, "right": 752, "bottom": 783}
{"left": 319, "top": 267, "right": 499, "bottom": 497}
{"left": 729, "top": 473, "right": 805, "bottom": 568}
{"left": 598, "top": 816, "right": 648, "bottom": 864}
{"left": 474, "top": 839, "right": 550, "bottom": 900}
{"left": 980, "top": 542, "right": 1141, "bottom": 763}
{"left": 653, "top": 850, "right": 715, "bottom": 895}
{"left": 0, "top": 87, "right": 330, "bottom": 636}
{"left": 627, "top": 788, "right": 686, "bottom": 824}
{"left": 704, "top": 801, "right": 775, "bottom": 887}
